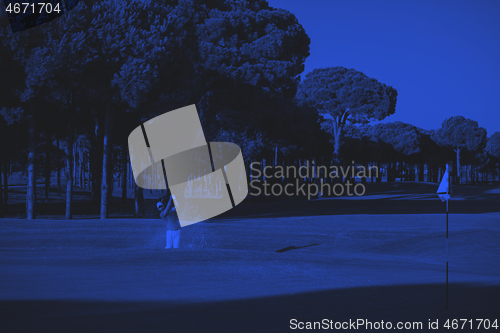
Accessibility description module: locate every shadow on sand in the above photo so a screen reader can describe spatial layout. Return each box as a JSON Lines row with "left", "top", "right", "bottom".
{"left": 276, "top": 243, "right": 320, "bottom": 253}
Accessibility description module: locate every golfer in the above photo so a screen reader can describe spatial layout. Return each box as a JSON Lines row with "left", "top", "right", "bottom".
{"left": 157, "top": 194, "right": 181, "bottom": 249}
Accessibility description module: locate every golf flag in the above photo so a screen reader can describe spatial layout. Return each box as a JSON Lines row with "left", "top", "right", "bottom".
{"left": 437, "top": 164, "right": 451, "bottom": 202}
{"left": 438, "top": 164, "right": 452, "bottom": 309}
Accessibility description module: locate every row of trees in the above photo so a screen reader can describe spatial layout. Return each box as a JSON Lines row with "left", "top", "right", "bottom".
{"left": 248, "top": 67, "right": 499, "bottom": 187}
{"left": 0, "top": 0, "right": 311, "bottom": 218}
{"left": 1, "top": 1, "right": 498, "bottom": 218}
{"left": 338, "top": 117, "right": 499, "bottom": 185}
{"left": 247, "top": 116, "right": 500, "bottom": 191}
{"left": 293, "top": 67, "right": 499, "bottom": 185}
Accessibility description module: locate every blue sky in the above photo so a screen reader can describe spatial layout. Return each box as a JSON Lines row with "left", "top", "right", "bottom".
{"left": 267, "top": 0, "right": 500, "bottom": 136}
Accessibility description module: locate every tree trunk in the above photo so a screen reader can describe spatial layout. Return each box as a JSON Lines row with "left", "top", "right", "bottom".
{"left": 432, "top": 164, "right": 439, "bottom": 183}
{"left": 80, "top": 142, "right": 84, "bottom": 189}
{"left": 376, "top": 161, "right": 382, "bottom": 183}
{"left": 135, "top": 184, "right": 145, "bottom": 217}
{"left": 88, "top": 153, "right": 91, "bottom": 190}
{"left": 121, "top": 142, "right": 128, "bottom": 201}
{"left": 44, "top": 134, "right": 51, "bottom": 202}
{"left": 26, "top": 102, "right": 36, "bottom": 220}
{"left": 56, "top": 138, "right": 62, "bottom": 196}
{"left": 66, "top": 125, "right": 74, "bottom": 220}
{"left": 361, "top": 163, "right": 367, "bottom": 184}
{"left": 333, "top": 133, "right": 341, "bottom": 161}
{"left": 393, "top": 161, "right": 397, "bottom": 181}
{"left": 386, "top": 162, "right": 390, "bottom": 182}
{"left": 387, "top": 162, "right": 392, "bottom": 182}
{"left": 91, "top": 120, "right": 103, "bottom": 203}
{"left": 386, "top": 162, "right": 391, "bottom": 182}
{"left": 73, "top": 142, "right": 77, "bottom": 187}
{"left": 370, "top": 163, "right": 374, "bottom": 183}
{"left": 455, "top": 147, "right": 461, "bottom": 185}
{"left": 332, "top": 117, "right": 341, "bottom": 163}
{"left": 100, "top": 102, "right": 113, "bottom": 219}
{"left": 0, "top": 123, "right": 4, "bottom": 217}
{"left": 107, "top": 152, "right": 114, "bottom": 202}
{"left": 79, "top": 144, "right": 83, "bottom": 187}
{"left": 0, "top": 148, "right": 3, "bottom": 218}
{"left": 3, "top": 157, "right": 8, "bottom": 204}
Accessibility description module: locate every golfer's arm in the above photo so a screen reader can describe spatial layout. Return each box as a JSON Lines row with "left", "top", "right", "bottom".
{"left": 165, "top": 198, "right": 175, "bottom": 213}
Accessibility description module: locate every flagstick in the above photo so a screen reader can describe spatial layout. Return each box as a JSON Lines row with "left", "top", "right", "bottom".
{"left": 437, "top": 164, "right": 451, "bottom": 310}
{"left": 445, "top": 163, "right": 450, "bottom": 310}
{"left": 446, "top": 198, "right": 449, "bottom": 310}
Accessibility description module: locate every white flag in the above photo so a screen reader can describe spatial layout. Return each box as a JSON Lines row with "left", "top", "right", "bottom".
{"left": 437, "top": 164, "right": 451, "bottom": 202}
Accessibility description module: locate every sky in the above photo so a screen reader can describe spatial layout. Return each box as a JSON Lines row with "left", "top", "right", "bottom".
{"left": 267, "top": 0, "right": 500, "bottom": 136}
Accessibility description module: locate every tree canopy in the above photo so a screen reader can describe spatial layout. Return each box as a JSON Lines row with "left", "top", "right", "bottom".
{"left": 438, "top": 116, "right": 487, "bottom": 183}
{"left": 1, "top": 0, "right": 313, "bottom": 218}
{"left": 372, "top": 122, "right": 421, "bottom": 157}
{"left": 486, "top": 132, "right": 500, "bottom": 159}
{"left": 296, "top": 66, "right": 397, "bottom": 159}
{"left": 438, "top": 116, "right": 487, "bottom": 152}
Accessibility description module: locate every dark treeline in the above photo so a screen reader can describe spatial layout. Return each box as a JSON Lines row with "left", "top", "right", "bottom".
{"left": 328, "top": 118, "right": 498, "bottom": 186}
{"left": 0, "top": 1, "right": 499, "bottom": 218}
{"left": 246, "top": 117, "right": 500, "bottom": 201}
{"left": 0, "top": 0, "right": 311, "bottom": 218}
